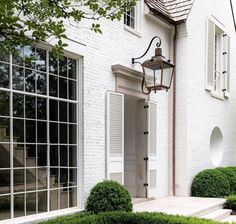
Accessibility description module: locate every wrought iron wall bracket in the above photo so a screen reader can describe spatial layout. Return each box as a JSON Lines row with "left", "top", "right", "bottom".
{"left": 132, "top": 36, "right": 162, "bottom": 64}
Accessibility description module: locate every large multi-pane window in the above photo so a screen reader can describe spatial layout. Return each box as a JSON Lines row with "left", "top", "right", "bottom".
{"left": 0, "top": 46, "right": 79, "bottom": 220}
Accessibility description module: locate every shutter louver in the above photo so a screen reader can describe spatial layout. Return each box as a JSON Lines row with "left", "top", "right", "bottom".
{"left": 106, "top": 92, "right": 124, "bottom": 185}
{"left": 147, "top": 101, "right": 157, "bottom": 198}
{"left": 206, "top": 19, "right": 215, "bottom": 91}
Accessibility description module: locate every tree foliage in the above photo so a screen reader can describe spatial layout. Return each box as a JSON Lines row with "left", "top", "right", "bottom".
{"left": 0, "top": 0, "right": 136, "bottom": 55}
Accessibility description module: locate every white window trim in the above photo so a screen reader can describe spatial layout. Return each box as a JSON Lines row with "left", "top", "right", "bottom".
{"left": 123, "top": 1, "right": 142, "bottom": 37}
{"left": 206, "top": 17, "right": 230, "bottom": 100}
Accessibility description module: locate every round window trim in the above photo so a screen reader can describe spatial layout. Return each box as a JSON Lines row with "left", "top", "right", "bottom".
{"left": 210, "top": 127, "right": 224, "bottom": 167}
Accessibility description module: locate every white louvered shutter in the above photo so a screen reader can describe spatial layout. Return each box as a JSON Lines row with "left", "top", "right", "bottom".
{"left": 106, "top": 92, "right": 124, "bottom": 185}
{"left": 206, "top": 19, "right": 215, "bottom": 91}
{"left": 147, "top": 101, "right": 157, "bottom": 198}
{"left": 223, "top": 34, "right": 230, "bottom": 96}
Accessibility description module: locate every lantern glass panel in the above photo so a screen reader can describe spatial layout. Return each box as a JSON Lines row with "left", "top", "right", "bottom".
{"left": 162, "top": 67, "right": 174, "bottom": 88}
{"left": 143, "top": 66, "right": 162, "bottom": 89}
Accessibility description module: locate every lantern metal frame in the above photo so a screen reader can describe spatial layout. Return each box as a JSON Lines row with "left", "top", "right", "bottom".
{"left": 132, "top": 36, "right": 175, "bottom": 95}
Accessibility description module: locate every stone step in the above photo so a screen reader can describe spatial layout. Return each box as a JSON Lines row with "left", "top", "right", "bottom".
{"left": 221, "top": 215, "right": 236, "bottom": 223}
{"left": 191, "top": 200, "right": 226, "bottom": 217}
{"left": 201, "top": 209, "right": 232, "bottom": 221}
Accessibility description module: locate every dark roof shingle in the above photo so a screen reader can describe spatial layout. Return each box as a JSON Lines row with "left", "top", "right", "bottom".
{"left": 145, "top": 0, "right": 194, "bottom": 24}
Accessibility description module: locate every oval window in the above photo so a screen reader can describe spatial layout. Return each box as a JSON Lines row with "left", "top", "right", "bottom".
{"left": 210, "top": 127, "right": 224, "bottom": 167}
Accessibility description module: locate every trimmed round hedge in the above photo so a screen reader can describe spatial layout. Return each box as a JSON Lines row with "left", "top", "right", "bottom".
{"left": 86, "top": 180, "right": 132, "bottom": 213}
{"left": 191, "top": 168, "right": 230, "bottom": 198}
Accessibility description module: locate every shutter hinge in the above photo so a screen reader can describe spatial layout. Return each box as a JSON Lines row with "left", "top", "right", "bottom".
{"left": 144, "top": 157, "right": 149, "bottom": 161}
{"left": 143, "top": 183, "right": 148, "bottom": 187}
{"left": 223, "top": 52, "right": 227, "bottom": 55}
{"left": 222, "top": 71, "right": 227, "bottom": 74}
{"left": 222, "top": 89, "right": 226, "bottom": 92}
{"left": 144, "top": 131, "right": 149, "bottom": 135}
{"left": 223, "top": 34, "right": 227, "bottom": 37}
{"left": 144, "top": 105, "right": 149, "bottom": 109}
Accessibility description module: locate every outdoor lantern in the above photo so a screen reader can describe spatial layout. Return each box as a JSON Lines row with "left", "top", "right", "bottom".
{"left": 132, "top": 36, "right": 175, "bottom": 95}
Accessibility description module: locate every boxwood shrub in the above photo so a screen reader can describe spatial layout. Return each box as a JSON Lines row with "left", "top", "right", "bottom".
{"left": 86, "top": 180, "right": 132, "bottom": 213}
{"left": 225, "top": 195, "right": 236, "bottom": 211}
{"left": 191, "top": 168, "right": 231, "bottom": 198}
{"left": 40, "top": 212, "right": 219, "bottom": 224}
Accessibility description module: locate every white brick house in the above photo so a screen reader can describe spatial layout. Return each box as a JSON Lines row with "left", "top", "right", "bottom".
{"left": 0, "top": 0, "right": 235, "bottom": 222}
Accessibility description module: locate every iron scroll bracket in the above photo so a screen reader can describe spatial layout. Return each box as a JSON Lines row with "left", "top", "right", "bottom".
{"left": 132, "top": 36, "right": 162, "bottom": 64}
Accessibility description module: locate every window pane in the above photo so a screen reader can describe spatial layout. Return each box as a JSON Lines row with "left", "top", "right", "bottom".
{"left": 0, "top": 63, "right": 9, "bottom": 89}
{"left": 38, "top": 169, "right": 47, "bottom": 190}
{"left": 69, "top": 125, "right": 77, "bottom": 144}
{"left": 14, "top": 194, "right": 25, "bottom": 218}
{"left": 49, "top": 52, "right": 58, "bottom": 75}
{"left": 69, "top": 146, "right": 77, "bottom": 167}
{"left": 60, "top": 146, "right": 68, "bottom": 167}
{"left": 0, "top": 53, "right": 9, "bottom": 63}
{"left": 24, "top": 46, "right": 36, "bottom": 69}
{"left": 13, "top": 119, "right": 24, "bottom": 143}
{"left": 26, "top": 120, "right": 36, "bottom": 143}
{"left": 25, "top": 95, "right": 36, "bottom": 119}
{"left": 25, "top": 69, "right": 35, "bottom": 93}
{"left": 13, "top": 93, "right": 24, "bottom": 118}
{"left": 59, "top": 56, "right": 67, "bottom": 77}
{"left": 13, "top": 46, "right": 24, "bottom": 66}
{"left": 60, "top": 188, "right": 68, "bottom": 209}
{"left": 0, "top": 144, "right": 10, "bottom": 168}
{"left": 69, "top": 169, "right": 77, "bottom": 187}
{"left": 26, "top": 192, "right": 36, "bottom": 215}
{"left": 26, "top": 145, "right": 36, "bottom": 166}
{"left": 50, "top": 169, "right": 59, "bottom": 189}
{"left": 13, "top": 144, "right": 24, "bottom": 167}
{"left": 50, "top": 145, "right": 58, "bottom": 166}
{"left": 68, "top": 58, "right": 76, "bottom": 79}
{"left": 37, "top": 121, "right": 47, "bottom": 143}
{"left": 38, "top": 191, "right": 47, "bottom": 213}
{"left": 12, "top": 66, "right": 24, "bottom": 91}
{"left": 49, "top": 75, "right": 58, "bottom": 97}
{"left": 0, "top": 195, "right": 11, "bottom": 220}
{"left": 37, "top": 145, "right": 47, "bottom": 166}
{"left": 35, "top": 48, "right": 46, "bottom": 72}
{"left": 69, "top": 103, "right": 77, "bottom": 123}
{"left": 59, "top": 101, "right": 67, "bottom": 122}
{"left": 60, "top": 124, "right": 68, "bottom": 144}
{"left": 14, "top": 169, "right": 25, "bottom": 193}
{"left": 0, "top": 170, "right": 10, "bottom": 194}
{"left": 59, "top": 78, "right": 67, "bottom": 99}
{"left": 69, "top": 188, "right": 77, "bottom": 208}
{"left": 0, "top": 91, "right": 10, "bottom": 116}
{"left": 37, "top": 97, "right": 47, "bottom": 120}
{"left": 49, "top": 100, "right": 58, "bottom": 121}
{"left": 50, "top": 122, "right": 58, "bottom": 143}
{"left": 0, "top": 117, "right": 10, "bottom": 142}
{"left": 37, "top": 72, "right": 47, "bottom": 95}
{"left": 50, "top": 190, "right": 58, "bottom": 211}
{"left": 60, "top": 168, "right": 68, "bottom": 187}
{"left": 26, "top": 169, "right": 36, "bottom": 191}
{"left": 69, "top": 80, "right": 76, "bottom": 100}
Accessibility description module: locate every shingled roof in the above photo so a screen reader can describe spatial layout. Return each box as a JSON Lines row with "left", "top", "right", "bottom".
{"left": 145, "top": 0, "right": 195, "bottom": 24}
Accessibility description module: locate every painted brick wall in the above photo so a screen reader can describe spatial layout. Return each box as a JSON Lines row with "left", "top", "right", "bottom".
{"left": 175, "top": 0, "right": 236, "bottom": 196}
{"left": 61, "top": 2, "right": 174, "bottom": 202}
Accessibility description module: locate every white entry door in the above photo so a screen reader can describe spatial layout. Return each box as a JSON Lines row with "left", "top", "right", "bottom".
{"left": 106, "top": 91, "right": 124, "bottom": 185}
{"left": 147, "top": 101, "right": 158, "bottom": 198}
